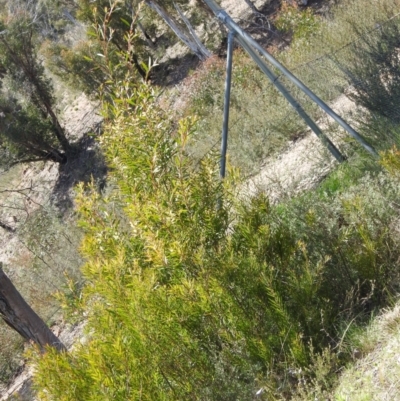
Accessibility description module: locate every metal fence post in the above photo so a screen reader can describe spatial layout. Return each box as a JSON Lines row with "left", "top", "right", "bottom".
{"left": 220, "top": 31, "right": 235, "bottom": 179}
{"left": 236, "top": 35, "right": 345, "bottom": 162}
{"left": 203, "top": 0, "right": 378, "bottom": 158}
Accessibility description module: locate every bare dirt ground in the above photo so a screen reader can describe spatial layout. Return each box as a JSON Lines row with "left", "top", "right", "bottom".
{"left": 242, "top": 94, "right": 357, "bottom": 201}
{"left": 0, "top": 93, "right": 103, "bottom": 265}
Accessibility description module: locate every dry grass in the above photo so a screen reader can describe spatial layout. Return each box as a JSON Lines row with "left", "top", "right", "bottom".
{"left": 334, "top": 304, "right": 400, "bottom": 400}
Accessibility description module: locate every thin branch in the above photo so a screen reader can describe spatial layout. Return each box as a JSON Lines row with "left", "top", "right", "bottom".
{"left": 0, "top": 185, "right": 34, "bottom": 194}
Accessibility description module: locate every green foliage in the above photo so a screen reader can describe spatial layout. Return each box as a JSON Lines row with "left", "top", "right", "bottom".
{"left": 32, "top": 53, "right": 400, "bottom": 401}
{"left": 0, "top": 325, "right": 24, "bottom": 389}
{"left": 275, "top": 3, "right": 319, "bottom": 41}
{"left": 43, "top": 0, "right": 151, "bottom": 97}
{"left": 380, "top": 145, "right": 400, "bottom": 176}
{"left": 78, "top": 0, "right": 149, "bottom": 79}
{"left": 77, "top": 0, "right": 138, "bottom": 45}
{"left": 32, "top": 76, "right": 309, "bottom": 399}
{"left": 32, "top": 93, "right": 400, "bottom": 398}
{"left": 0, "top": 18, "right": 54, "bottom": 110}
{"left": 41, "top": 39, "right": 109, "bottom": 97}
{"left": 28, "top": 0, "right": 400, "bottom": 399}
{"left": 0, "top": 97, "right": 60, "bottom": 164}
{"left": 288, "top": 345, "right": 341, "bottom": 401}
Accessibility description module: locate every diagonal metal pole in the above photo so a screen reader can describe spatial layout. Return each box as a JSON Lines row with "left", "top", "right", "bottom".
{"left": 220, "top": 31, "right": 235, "bottom": 179}
{"left": 203, "top": 0, "right": 378, "bottom": 158}
{"left": 236, "top": 35, "right": 345, "bottom": 162}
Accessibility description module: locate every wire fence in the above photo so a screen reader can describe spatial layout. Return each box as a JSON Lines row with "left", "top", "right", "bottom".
{"left": 189, "top": 3, "right": 400, "bottom": 198}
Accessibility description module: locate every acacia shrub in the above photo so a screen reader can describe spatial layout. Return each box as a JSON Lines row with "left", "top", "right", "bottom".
{"left": 31, "top": 72, "right": 321, "bottom": 399}
{"left": 30, "top": 71, "right": 400, "bottom": 400}
{"left": 30, "top": 3, "right": 400, "bottom": 399}
{"left": 42, "top": 0, "right": 159, "bottom": 97}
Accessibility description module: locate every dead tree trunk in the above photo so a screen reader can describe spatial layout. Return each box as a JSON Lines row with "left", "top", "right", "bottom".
{"left": 0, "top": 263, "right": 66, "bottom": 352}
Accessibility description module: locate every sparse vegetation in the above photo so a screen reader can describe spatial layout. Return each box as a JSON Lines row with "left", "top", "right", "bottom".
{"left": 0, "top": 11, "right": 72, "bottom": 165}
{"left": 0, "top": 204, "right": 83, "bottom": 389}
{"left": 275, "top": 2, "right": 319, "bottom": 41}
{"left": 334, "top": 303, "right": 400, "bottom": 400}
{"left": 182, "top": 0, "right": 400, "bottom": 174}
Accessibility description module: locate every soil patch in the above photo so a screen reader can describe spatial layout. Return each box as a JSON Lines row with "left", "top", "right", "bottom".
{"left": 242, "top": 94, "right": 357, "bottom": 200}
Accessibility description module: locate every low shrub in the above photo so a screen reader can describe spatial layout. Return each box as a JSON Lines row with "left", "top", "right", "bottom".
{"left": 31, "top": 73, "right": 400, "bottom": 401}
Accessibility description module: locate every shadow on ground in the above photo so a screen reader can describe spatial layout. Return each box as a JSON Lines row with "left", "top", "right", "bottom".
{"left": 51, "top": 134, "right": 107, "bottom": 213}
{"left": 151, "top": 53, "right": 200, "bottom": 87}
